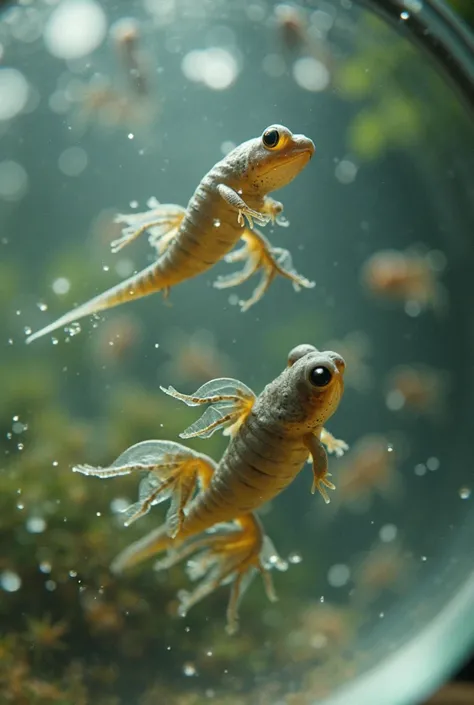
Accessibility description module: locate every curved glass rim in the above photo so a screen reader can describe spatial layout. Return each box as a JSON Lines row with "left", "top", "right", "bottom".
{"left": 356, "top": 0, "right": 474, "bottom": 109}
{"left": 321, "top": 568, "right": 474, "bottom": 705}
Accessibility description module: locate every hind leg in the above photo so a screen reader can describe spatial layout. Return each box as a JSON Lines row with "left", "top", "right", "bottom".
{"left": 159, "top": 513, "right": 287, "bottom": 634}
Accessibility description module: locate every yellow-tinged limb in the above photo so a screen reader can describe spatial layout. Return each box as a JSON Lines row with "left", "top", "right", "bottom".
{"left": 160, "top": 377, "right": 256, "bottom": 439}
{"left": 112, "top": 200, "right": 186, "bottom": 253}
{"left": 304, "top": 433, "right": 336, "bottom": 504}
{"left": 214, "top": 227, "right": 314, "bottom": 311}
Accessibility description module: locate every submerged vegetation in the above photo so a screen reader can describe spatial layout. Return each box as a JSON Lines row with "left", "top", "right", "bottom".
{"left": 0, "top": 0, "right": 472, "bottom": 703}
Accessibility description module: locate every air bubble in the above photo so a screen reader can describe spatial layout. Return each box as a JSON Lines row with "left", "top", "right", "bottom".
{"left": 52, "top": 277, "right": 71, "bottom": 295}
{"left": 379, "top": 524, "right": 397, "bottom": 543}
{"left": 327, "top": 563, "right": 351, "bottom": 588}
{"left": 0, "top": 570, "right": 22, "bottom": 592}
{"left": 26, "top": 517, "right": 46, "bottom": 534}
{"left": 183, "top": 662, "right": 197, "bottom": 676}
{"left": 288, "top": 552, "right": 303, "bottom": 564}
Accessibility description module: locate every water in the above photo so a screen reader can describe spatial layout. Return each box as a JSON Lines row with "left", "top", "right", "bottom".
{"left": 1, "top": 1, "right": 473, "bottom": 704}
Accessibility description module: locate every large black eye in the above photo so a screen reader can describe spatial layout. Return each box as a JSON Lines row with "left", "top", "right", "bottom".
{"left": 309, "top": 366, "right": 332, "bottom": 387}
{"left": 262, "top": 128, "right": 280, "bottom": 149}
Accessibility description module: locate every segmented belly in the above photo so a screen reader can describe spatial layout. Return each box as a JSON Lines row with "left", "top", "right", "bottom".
{"left": 158, "top": 184, "right": 243, "bottom": 284}
{"left": 182, "top": 414, "right": 308, "bottom": 535}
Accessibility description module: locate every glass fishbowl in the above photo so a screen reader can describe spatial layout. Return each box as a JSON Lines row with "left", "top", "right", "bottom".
{"left": 1, "top": 1, "right": 473, "bottom": 704}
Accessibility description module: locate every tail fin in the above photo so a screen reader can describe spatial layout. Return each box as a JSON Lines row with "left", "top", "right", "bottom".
{"left": 26, "top": 261, "right": 165, "bottom": 344}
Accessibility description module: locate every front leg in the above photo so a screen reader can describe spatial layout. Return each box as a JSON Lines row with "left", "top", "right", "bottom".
{"left": 216, "top": 184, "right": 270, "bottom": 229}
{"left": 261, "top": 196, "right": 289, "bottom": 227}
{"left": 320, "top": 428, "right": 349, "bottom": 458}
{"left": 304, "top": 433, "right": 336, "bottom": 504}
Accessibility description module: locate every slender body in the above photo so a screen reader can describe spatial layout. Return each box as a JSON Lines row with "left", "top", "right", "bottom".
{"left": 26, "top": 125, "right": 315, "bottom": 344}
{"left": 75, "top": 344, "right": 347, "bottom": 633}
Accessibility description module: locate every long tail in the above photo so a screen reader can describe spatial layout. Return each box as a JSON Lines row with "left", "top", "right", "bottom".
{"left": 111, "top": 524, "right": 176, "bottom": 574}
{"left": 26, "top": 261, "right": 166, "bottom": 344}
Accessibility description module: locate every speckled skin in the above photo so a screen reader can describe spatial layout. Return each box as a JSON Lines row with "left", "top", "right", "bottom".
{"left": 26, "top": 125, "right": 315, "bottom": 344}
{"left": 181, "top": 348, "right": 345, "bottom": 534}
{"left": 108, "top": 346, "right": 345, "bottom": 573}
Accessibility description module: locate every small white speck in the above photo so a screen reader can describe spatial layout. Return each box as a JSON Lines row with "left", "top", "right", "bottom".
{"left": 400, "top": 11, "right": 410, "bottom": 20}
{"left": 426, "top": 457, "right": 440, "bottom": 471}
{"left": 288, "top": 552, "right": 303, "bottom": 564}
{"left": 459, "top": 487, "right": 471, "bottom": 500}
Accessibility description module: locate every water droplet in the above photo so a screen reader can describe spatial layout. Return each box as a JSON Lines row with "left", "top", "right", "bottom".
{"left": 421, "top": 555, "right": 427, "bottom": 562}
{"left": 65, "top": 321, "right": 81, "bottom": 337}
{"left": 12, "top": 421, "right": 27, "bottom": 434}
{"left": 288, "top": 552, "right": 303, "bottom": 564}
{"left": 69, "top": 570, "right": 77, "bottom": 578}
{"left": 129, "top": 200, "right": 138, "bottom": 208}
{"left": 400, "top": 11, "right": 410, "bottom": 20}
{"left": 102, "top": 265, "right": 110, "bottom": 272}
{"left": 386, "top": 389, "right": 405, "bottom": 411}
{"left": 37, "top": 302, "right": 48, "bottom": 311}
{"left": 45, "top": 580, "right": 56, "bottom": 591}
{"left": 405, "top": 300, "right": 421, "bottom": 317}
{"left": 0, "top": 570, "right": 22, "bottom": 592}
{"left": 327, "top": 563, "right": 351, "bottom": 588}
{"left": 128, "top": 133, "right": 134, "bottom": 139}
{"left": 52, "top": 277, "right": 71, "bottom": 295}
{"left": 183, "top": 662, "right": 197, "bottom": 677}
{"left": 414, "top": 463, "right": 426, "bottom": 476}
{"left": 213, "top": 218, "right": 221, "bottom": 227}
{"left": 426, "top": 457, "right": 440, "bottom": 471}
{"left": 459, "top": 487, "right": 471, "bottom": 500}
{"left": 379, "top": 524, "right": 397, "bottom": 543}
{"left": 110, "top": 498, "right": 130, "bottom": 514}
{"left": 23, "top": 326, "right": 32, "bottom": 336}
{"left": 26, "top": 516, "right": 46, "bottom": 533}
{"left": 39, "top": 561, "right": 52, "bottom": 574}
{"left": 96, "top": 511, "right": 102, "bottom": 517}
{"left": 51, "top": 337, "right": 59, "bottom": 345}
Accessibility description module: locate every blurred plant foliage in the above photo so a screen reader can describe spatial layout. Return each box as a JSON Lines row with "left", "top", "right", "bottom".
{"left": 335, "top": 13, "right": 467, "bottom": 161}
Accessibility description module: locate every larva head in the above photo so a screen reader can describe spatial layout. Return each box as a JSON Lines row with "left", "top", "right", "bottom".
{"left": 264, "top": 344, "right": 345, "bottom": 434}
{"left": 230, "top": 125, "right": 315, "bottom": 195}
